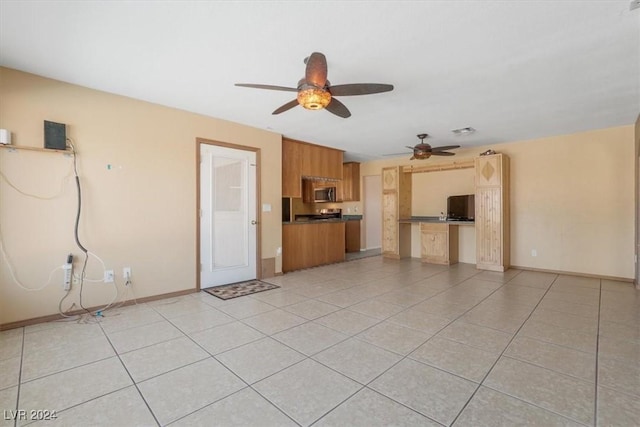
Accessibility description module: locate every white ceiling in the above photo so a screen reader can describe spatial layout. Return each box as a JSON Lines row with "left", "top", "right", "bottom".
{"left": 1, "top": 1, "right": 638, "bottom": 161}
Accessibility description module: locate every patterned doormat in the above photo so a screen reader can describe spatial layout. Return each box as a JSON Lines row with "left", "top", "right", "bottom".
{"left": 202, "top": 280, "right": 280, "bottom": 300}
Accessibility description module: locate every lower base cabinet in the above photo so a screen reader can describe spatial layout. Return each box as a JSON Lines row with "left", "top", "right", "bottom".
{"left": 345, "top": 220, "right": 361, "bottom": 253}
{"left": 420, "top": 223, "right": 459, "bottom": 265}
{"left": 283, "top": 222, "right": 346, "bottom": 272}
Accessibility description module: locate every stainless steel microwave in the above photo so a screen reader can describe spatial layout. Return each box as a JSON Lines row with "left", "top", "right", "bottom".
{"left": 314, "top": 187, "right": 336, "bottom": 203}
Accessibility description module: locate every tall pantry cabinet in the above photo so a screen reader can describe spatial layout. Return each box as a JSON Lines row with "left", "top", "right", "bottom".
{"left": 382, "top": 166, "right": 412, "bottom": 259}
{"left": 475, "top": 153, "right": 510, "bottom": 271}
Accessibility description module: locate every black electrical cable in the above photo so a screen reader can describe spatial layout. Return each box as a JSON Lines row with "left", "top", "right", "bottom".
{"left": 74, "top": 176, "right": 88, "bottom": 254}
{"left": 69, "top": 141, "right": 91, "bottom": 315}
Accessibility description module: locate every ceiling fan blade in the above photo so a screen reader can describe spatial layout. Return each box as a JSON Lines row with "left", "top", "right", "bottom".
{"left": 432, "top": 145, "right": 461, "bottom": 151}
{"left": 383, "top": 152, "right": 411, "bottom": 156}
{"left": 405, "top": 146, "right": 418, "bottom": 150}
{"left": 431, "top": 151, "right": 456, "bottom": 156}
{"left": 305, "top": 52, "right": 328, "bottom": 88}
{"left": 272, "top": 99, "right": 299, "bottom": 115}
{"left": 235, "top": 83, "right": 298, "bottom": 92}
{"left": 325, "top": 98, "right": 351, "bottom": 118}
{"left": 328, "top": 83, "right": 394, "bottom": 96}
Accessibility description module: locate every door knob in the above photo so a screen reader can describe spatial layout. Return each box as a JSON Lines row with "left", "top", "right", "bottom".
{"left": 251, "top": 220, "right": 258, "bottom": 225}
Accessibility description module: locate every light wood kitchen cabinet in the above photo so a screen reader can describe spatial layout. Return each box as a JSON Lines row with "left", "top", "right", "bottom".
{"left": 382, "top": 166, "right": 412, "bottom": 259}
{"left": 421, "top": 223, "right": 459, "bottom": 265}
{"left": 283, "top": 222, "right": 345, "bottom": 272}
{"left": 282, "top": 138, "right": 303, "bottom": 198}
{"left": 342, "top": 162, "right": 360, "bottom": 201}
{"left": 475, "top": 153, "right": 510, "bottom": 271}
{"left": 345, "top": 220, "right": 361, "bottom": 253}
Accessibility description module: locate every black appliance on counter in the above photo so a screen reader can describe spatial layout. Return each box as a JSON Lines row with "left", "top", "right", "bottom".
{"left": 447, "top": 194, "right": 475, "bottom": 221}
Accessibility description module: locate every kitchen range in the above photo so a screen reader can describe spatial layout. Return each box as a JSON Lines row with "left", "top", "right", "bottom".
{"left": 294, "top": 208, "right": 342, "bottom": 222}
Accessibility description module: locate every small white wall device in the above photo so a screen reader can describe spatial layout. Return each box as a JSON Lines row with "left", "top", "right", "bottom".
{"left": 63, "top": 254, "right": 73, "bottom": 291}
{"left": 0, "top": 129, "right": 11, "bottom": 145}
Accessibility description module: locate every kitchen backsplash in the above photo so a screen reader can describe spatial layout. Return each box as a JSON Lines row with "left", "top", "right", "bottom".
{"left": 290, "top": 198, "right": 362, "bottom": 217}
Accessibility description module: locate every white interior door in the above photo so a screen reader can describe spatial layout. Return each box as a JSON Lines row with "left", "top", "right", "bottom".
{"left": 364, "top": 175, "right": 382, "bottom": 250}
{"left": 200, "top": 144, "right": 257, "bottom": 287}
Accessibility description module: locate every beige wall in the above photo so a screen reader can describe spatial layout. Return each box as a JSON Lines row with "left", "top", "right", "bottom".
{"left": 0, "top": 68, "right": 282, "bottom": 325}
{"left": 359, "top": 125, "right": 635, "bottom": 279}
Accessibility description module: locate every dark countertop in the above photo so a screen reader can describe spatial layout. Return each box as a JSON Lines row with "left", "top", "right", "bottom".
{"left": 399, "top": 216, "right": 475, "bottom": 226}
{"left": 283, "top": 219, "right": 347, "bottom": 225}
{"left": 342, "top": 215, "right": 363, "bottom": 221}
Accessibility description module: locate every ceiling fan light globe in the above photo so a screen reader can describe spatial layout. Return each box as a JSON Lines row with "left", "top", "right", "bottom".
{"left": 297, "top": 88, "right": 331, "bottom": 110}
{"left": 414, "top": 152, "right": 430, "bottom": 160}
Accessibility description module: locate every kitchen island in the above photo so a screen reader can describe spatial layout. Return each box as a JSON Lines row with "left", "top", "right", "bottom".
{"left": 282, "top": 220, "right": 346, "bottom": 272}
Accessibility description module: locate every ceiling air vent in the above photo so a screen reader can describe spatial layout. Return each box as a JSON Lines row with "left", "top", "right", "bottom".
{"left": 451, "top": 127, "right": 476, "bottom": 136}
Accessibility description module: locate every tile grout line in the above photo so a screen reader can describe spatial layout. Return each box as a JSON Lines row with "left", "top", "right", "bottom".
{"left": 16, "top": 321, "right": 136, "bottom": 425}
{"left": 9, "top": 261, "right": 626, "bottom": 426}
{"left": 97, "top": 322, "right": 162, "bottom": 427}
{"left": 154, "top": 304, "right": 302, "bottom": 426}
{"left": 593, "top": 279, "right": 602, "bottom": 427}
{"left": 13, "top": 327, "right": 25, "bottom": 427}
{"left": 305, "top": 272, "right": 521, "bottom": 425}
{"left": 448, "top": 273, "right": 560, "bottom": 426}
{"left": 478, "top": 383, "right": 592, "bottom": 427}
{"left": 180, "top": 267, "right": 478, "bottom": 426}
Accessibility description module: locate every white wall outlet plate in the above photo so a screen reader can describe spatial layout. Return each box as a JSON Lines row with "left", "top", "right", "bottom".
{"left": 104, "top": 270, "right": 114, "bottom": 283}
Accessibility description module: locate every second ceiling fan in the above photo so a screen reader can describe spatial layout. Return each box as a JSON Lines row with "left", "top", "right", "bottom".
{"left": 407, "top": 134, "right": 460, "bottom": 160}
{"left": 235, "top": 52, "right": 393, "bottom": 118}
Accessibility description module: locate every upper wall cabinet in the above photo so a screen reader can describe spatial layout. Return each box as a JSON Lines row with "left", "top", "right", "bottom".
{"left": 341, "top": 162, "right": 360, "bottom": 201}
{"left": 282, "top": 138, "right": 343, "bottom": 198}
{"left": 300, "top": 143, "right": 343, "bottom": 180}
{"left": 282, "top": 139, "right": 303, "bottom": 198}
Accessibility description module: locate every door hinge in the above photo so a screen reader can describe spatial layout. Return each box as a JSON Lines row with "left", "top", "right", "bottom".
{"left": 200, "top": 263, "right": 202, "bottom": 272}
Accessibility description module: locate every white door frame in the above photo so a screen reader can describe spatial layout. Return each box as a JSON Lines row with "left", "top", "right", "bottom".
{"left": 196, "top": 139, "right": 261, "bottom": 290}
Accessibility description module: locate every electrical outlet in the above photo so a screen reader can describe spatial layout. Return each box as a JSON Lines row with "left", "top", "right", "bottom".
{"left": 104, "top": 270, "right": 114, "bottom": 283}
{"left": 531, "top": 249, "right": 537, "bottom": 257}
{"left": 123, "top": 267, "right": 131, "bottom": 280}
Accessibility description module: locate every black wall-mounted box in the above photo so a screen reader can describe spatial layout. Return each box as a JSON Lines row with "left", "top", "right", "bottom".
{"left": 44, "top": 120, "right": 67, "bottom": 150}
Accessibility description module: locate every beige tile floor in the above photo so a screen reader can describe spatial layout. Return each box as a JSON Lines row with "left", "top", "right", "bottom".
{"left": 1, "top": 257, "right": 639, "bottom": 426}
